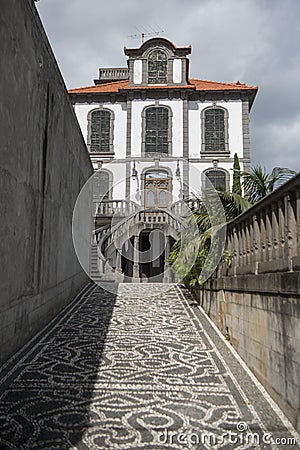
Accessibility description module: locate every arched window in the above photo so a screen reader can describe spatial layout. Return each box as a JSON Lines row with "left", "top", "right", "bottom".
{"left": 203, "top": 107, "right": 227, "bottom": 152}
{"left": 93, "top": 170, "right": 112, "bottom": 200}
{"left": 89, "top": 109, "right": 113, "bottom": 153}
{"left": 145, "top": 107, "right": 169, "bottom": 154}
{"left": 148, "top": 49, "right": 167, "bottom": 84}
{"left": 204, "top": 169, "right": 227, "bottom": 190}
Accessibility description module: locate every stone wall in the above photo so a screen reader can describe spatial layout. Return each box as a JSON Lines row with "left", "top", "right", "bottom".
{"left": 195, "top": 174, "right": 300, "bottom": 432}
{"left": 0, "top": 0, "right": 93, "bottom": 364}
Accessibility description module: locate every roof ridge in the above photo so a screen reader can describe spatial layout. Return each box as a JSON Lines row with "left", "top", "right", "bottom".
{"left": 189, "top": 77, "right": 257, "bottom": 88}
{"left": 68, "top": 79, "right": 128, "bottom": 91}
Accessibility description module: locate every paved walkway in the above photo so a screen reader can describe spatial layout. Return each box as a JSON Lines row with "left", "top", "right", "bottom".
{"left": 0, "top": 283, "right": 299, "bottom": 449}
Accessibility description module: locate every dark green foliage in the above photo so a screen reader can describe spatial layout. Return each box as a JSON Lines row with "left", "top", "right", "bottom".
{"left": 169, "top": 162, "right": 297, "bottom": 288}
{"left": 232, "top": 153, "right": 242, "bottom": 196}
{"left": 242, "top": 165, "right": 296, "bottom": 202}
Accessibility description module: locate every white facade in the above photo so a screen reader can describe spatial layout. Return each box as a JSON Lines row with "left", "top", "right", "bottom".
{"left": 69, "top": 37, "right": 257, "bottom": 207}
{"left": 69, "top": 37, "right": 257, "bottom": 281}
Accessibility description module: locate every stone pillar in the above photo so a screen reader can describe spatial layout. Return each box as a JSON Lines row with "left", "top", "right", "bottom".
{"left": 132, "top": 235, "right": 140, "bottom": 281}
{"left": 163, "top": 235, "right": 171, "bottom": 283}
{"left": 253, "top": 214, "right": 260, "bottom": 274}
{"left": 271, "top": 204, "right": 279, "bottom": 260}
{"left": 278, "top": 199, "right": 285, "bottom": 260}
{"left": 297, "top": 193, "right": 300, "bottom": 256}
{"left": 260, "top": 211, "right": 266, "bottom": 262}
{"left": 284, "top": 194, "right": 297, "bottom": 270}
{"left": 115, "top": 248, "right": 122, "bottom": 273}
{"left": 265, "top": 207, "right": 272, "bottom": 262}
{"left": 245, "top": 219, "right": 251, "bottom": 266}
{"left": 233, "top": 226, "right": 239, "bottom": 276}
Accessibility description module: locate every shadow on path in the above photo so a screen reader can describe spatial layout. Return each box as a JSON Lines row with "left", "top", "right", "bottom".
{"left": 0, "top": 283, "right": 117, "bottom": 449}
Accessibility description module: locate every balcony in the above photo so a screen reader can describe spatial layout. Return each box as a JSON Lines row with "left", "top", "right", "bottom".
{"left": 95, "top": 67, "right": 129, "bottom": 84}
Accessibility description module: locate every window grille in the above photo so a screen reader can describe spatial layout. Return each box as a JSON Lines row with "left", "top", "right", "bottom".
{"left": 90, "top": 110, "right": 111, "bottom": 152}
{"left": 148, "top": 50, "right": 167, "bottom": 84}
{"left": 204, "top": 108, "right": 225, "bottom": 152}
{"left": 94, "top": 171, "right": 110, "bottom": 200}
{"left": 145, "top": 107, "right": 169, "bottom": 154}
{"left": 205, "top": 170, "right": 226, "bottom": 190}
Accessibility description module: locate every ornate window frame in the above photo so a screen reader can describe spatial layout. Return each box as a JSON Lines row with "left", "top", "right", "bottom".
{"left": 142, "top": 45, "right": 174, "bottom": 85}
{"left": 87, "top": 107, "right": 115, "bottom": 154}
{"left": 141, "top": 104, "right": 173, "bottom": 157}
{"left": 202, "top": 167, "right": 230, "bottom": 191}
{"left": 147, "top": 49, "right": 168, "bottom": 84}
{"left": 93, "top": 168, "right": 113, "bottom": 201}
{"left": 141, "top": 166, "right": 173, "bottom": 209}
{"left": 201, "top": 105, "right": 229, "bottom": 155}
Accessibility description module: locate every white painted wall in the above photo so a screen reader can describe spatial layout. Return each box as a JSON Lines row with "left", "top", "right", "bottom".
{"left": 188, "top": 100, "right": 243, "bottom": 159}
{"left": 101, "top": 162, "right": 127, "bottom": 199}
{"left": 163, "top": 100, "right": 183, "bottom": 157}
{"left": 74, "top": 97, "right": 246, "bottom": 204}
{"left": 75, "top": 103, "right": 127, "bottom": 158}
{"left": 173, "top": 59, "right": 182, "bottom": 83}
{"left": 131, "top": 100, "right": 152, "bottom": 158}
{"left": 133, "top": 60, "right": 142, "bottom": 84}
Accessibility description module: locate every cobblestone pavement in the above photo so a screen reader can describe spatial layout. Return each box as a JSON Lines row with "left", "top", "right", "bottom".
{"left": 0, "top": 283, "right": 299, "bottom": 449}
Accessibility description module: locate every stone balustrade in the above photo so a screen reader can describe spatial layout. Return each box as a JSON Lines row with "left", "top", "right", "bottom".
{"left": 98, "top": 67, "right": 129, "bottom": 81}
{"left": 222, "top": 172, "right": 300, "bottom": 277}
{"left": 94, "top": 199, "right": 139, "bottom": 217}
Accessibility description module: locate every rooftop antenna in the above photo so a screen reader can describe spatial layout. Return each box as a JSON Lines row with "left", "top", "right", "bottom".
{"left": 128, "top": 25, "right": 165, "bottom": 44}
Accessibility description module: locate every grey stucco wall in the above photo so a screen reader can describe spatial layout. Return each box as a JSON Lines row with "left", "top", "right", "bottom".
{"left": 193, "top": 272, "right": 300, "bottom": 433}
{"left": 0, "top": 0, "right": 93, "bottom": 364}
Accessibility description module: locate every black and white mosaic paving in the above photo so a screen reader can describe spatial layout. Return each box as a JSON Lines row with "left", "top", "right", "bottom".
{"left": 0, "top": 283, "right": 298, "bottom": 449}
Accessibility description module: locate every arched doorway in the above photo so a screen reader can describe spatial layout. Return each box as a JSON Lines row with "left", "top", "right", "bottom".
{"left": 144, "top": 170, "right": 171, "bottom": 209}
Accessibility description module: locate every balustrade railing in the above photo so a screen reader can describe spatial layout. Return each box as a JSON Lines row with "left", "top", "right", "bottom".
{"left": 92, "top": 207, "right": 185, "bottom": 277}
{"left": 219, "top": 173, "right": 300, "bottom": 277}
{"left": 98, "top": 67, "right": 129, "bottom": 81}
{"left": 94, "top": 199, "right": 139, "bottom": 217}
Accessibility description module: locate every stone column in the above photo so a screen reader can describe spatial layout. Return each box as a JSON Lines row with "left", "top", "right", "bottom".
{"left": 163, "top": 235, "right": 171, "bottom": 283}
{"left": 245, "top": 219, "right": 251, "bottom": 266}
{"left": 260, "top": 211, "right": 266, "bottom": 262}
{"left": 115, "top": 248, "right": 122, "bottom": 273}
{"left": 233, "top": 226, "right": 239, "bottom": 276}
{"left": 253, "top": 214, "right": 260, "bottom": 274}
{"left": 284, "top": 194, "right": 297, "bottom": 270}
{"left": 297, "top": 192, "right": 300, "bottom": 256}
{"left": 265, "top": 206, "right": 272, "bottom": 262}
{"left": 271, "top": 204, "right": 279, "bottom": 260}
{"left": 278, "top": 199, "right": 285, "bottom": 260}
{"left": 132, "top": 235, "right": 140, "bottom": 281}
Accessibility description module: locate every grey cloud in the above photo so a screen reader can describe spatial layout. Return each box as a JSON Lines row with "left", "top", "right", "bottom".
{"left": 37, "top": 0, "right": 300, "bottom": 172}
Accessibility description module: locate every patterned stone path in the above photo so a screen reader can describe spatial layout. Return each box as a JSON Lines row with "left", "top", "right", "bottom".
{"left": 0, "top": 283, "right": 299, "bottom": 449}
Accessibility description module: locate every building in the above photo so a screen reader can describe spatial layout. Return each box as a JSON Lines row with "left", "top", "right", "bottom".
{"left": 69, "top": 37, "right": 258, "bottom": 282}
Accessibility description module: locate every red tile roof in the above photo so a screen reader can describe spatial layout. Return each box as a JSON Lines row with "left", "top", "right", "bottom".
{"left": 68, "top": 78, "right": 257, "bottom": 94}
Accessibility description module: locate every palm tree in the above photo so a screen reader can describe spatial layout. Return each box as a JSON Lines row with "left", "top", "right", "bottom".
{"left": 170, "top": 163, "right": 297, "bottom": 286}
{"left": 242, "top": 165, "right": 296, "bottom": 203}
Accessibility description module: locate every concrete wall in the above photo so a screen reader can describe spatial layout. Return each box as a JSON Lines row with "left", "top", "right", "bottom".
{"left": 194, "top": 274, "right": 300, "bottom": 432}
{"left": 192, "top": 174, "right": 300, "bottom": 432}
{"left": 0, "top": 0, "right": 93, "bottom": 364}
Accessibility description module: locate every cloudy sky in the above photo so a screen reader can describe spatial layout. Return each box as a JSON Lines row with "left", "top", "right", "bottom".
{"left": 36, "top": 0, "right": 300, "bottom": 172}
